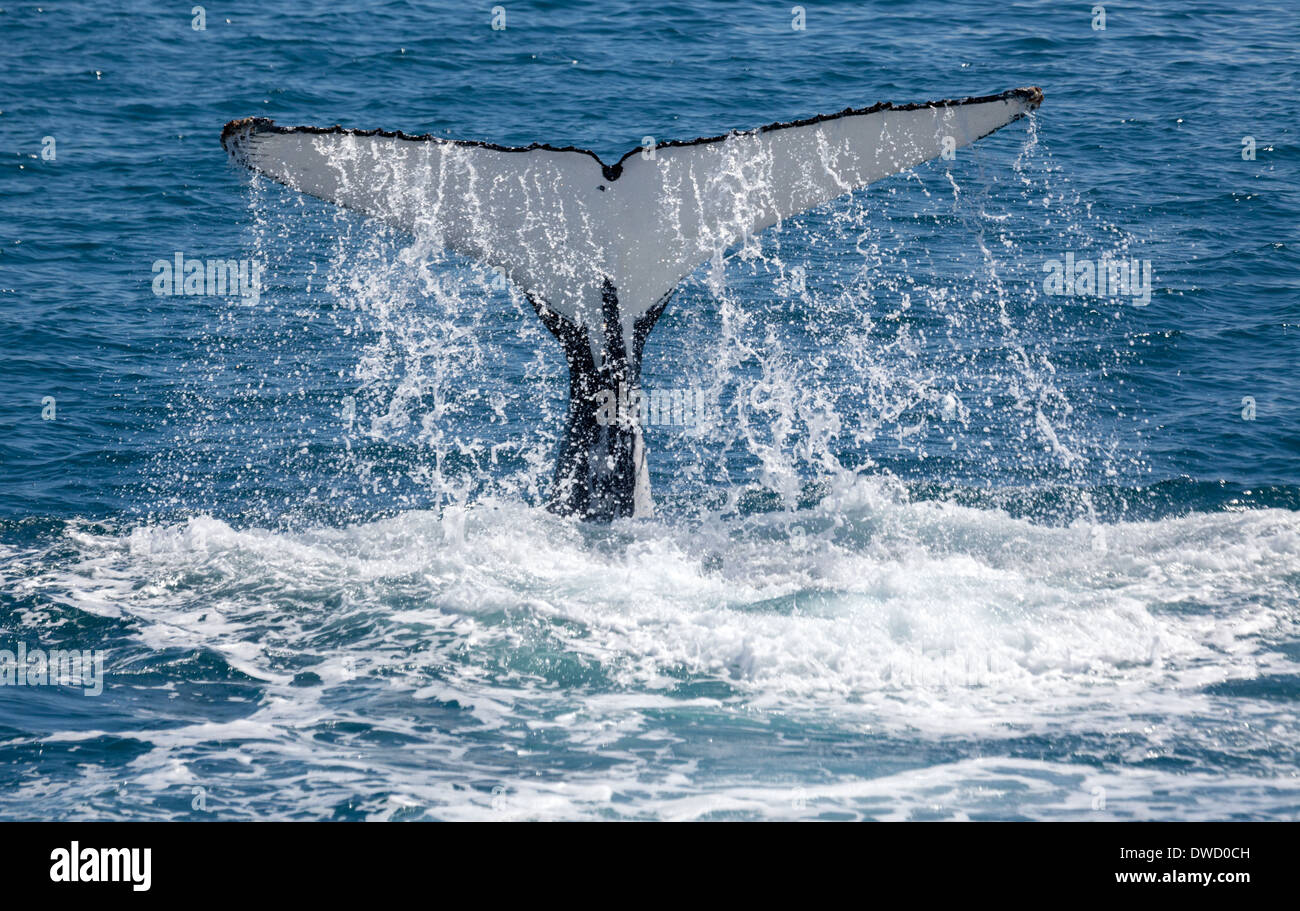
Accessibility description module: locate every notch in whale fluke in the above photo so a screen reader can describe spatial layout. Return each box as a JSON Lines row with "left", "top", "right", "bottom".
{"left": 221, "top": 87, "right": 1043, "bottom": 521}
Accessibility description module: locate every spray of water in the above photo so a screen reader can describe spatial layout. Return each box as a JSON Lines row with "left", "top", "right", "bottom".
{"left": 145, "top": 119, "right": 1151, "bottom": 533}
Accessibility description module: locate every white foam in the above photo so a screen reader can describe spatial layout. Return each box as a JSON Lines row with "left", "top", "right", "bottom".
{"left": 8, "top": 477, "right": 1300, "bottom": 819}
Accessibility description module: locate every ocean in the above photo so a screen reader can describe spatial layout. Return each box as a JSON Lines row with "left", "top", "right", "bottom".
{"left": 0, "top": 0, "right": 1297, "bottom": 820}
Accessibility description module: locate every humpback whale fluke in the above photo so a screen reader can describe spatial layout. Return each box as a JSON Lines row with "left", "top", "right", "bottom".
{"left": 221, "top": 86, "right": 1042, "bottom": 521}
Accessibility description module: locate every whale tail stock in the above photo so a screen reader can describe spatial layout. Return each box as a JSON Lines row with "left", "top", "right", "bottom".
{"left": 221, "top": 86, "right": 1042, "bottom": 521}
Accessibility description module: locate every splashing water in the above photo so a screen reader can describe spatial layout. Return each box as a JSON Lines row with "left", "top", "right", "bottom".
{"left": 166, "top": 118, "right": 1143, "bottom": 526}
{"left": 5, "top": 479, "right": 1298, "bottom": 820}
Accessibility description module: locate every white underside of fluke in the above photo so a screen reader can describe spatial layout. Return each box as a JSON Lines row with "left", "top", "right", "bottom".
{"left": 223, "top": 88, "right": 1041, "bottom": 363}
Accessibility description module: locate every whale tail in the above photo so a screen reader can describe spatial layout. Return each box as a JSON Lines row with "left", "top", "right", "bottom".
{"left": 222, "top": 87, "right": 1042, "bottom": 520}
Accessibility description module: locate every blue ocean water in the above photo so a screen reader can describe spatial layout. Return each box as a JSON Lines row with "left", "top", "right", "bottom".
{"left": 1, "top": 0, "right": 1298, "bottom": 820}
